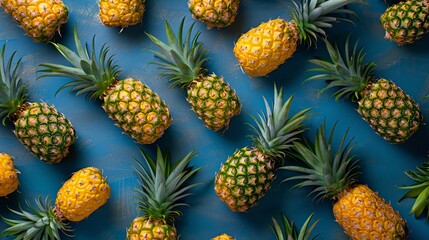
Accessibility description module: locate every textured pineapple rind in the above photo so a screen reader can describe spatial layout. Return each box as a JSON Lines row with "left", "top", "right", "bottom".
{"left": 126, "top": 216, "right": 177, "bottom": 240}
{"left": 188, "top": 0, "right": 240, "bottom": 28}
{"left": 212, "top": 233, "right": 235, "bottom": 240}
{"left": 1, "top": 0, "right": 68, "bottom": 42}
{"left": 214, "top": 147, "right": 275, "bottom": 212}
{"left": 187, "top": 74, "right": 241, "bottom": 131}
{"left": 102, "top": 78, "right": 172, "bottom": 145}
{"left": 13, "top": 102, "right": 76, "bottom": 164}
{"left": 333, "top": 184, "right": 408, "bottom": 240}
{"left": 99, "top": 0, "right": 146, "bottom": 28}
{"left": 0, "top": 152, "right": 19, "bottom": 197}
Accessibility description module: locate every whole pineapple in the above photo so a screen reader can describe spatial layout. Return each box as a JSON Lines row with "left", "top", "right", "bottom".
{"left": 212, "top": 234, "right": 235, "bottom": 240}
{"left": 307, "top": 37, "right": 422, "bottom": 143}
{"left": 271, "top": 212, "right": 319, "bottom": 240}
{"left": 380, "top": 0, "right": 429, "bottom": 45}
{"left": 1, "top": 166, "right": 110, "bottom": 239}
{"left": 281, "top": 122, "right": 408, "bottom": 239}
{"left": 0, "top": 44, "right": 75, "bottom": 163}
{"left": 126, "top": 147, "right": 201, "bottom": 240}
{"left": 38, "top": 28, "right": 172, "bottom": 145}
{"left": 147, "top": 18, "right": 241, "bottom": 131}
{"left": 99, "top": 0, "right": 146, "bottom": 28}
{"left": 233, "top": 0, "right": 366, "bottom": 77}
{"left": 188, "top": 0, "right": 240, "bottom": 29}
{"left": 1, "top": 0, "right": 68, "bottom": 42}
{"left": 214, "top": 85, "right": 312, "bottom": 212}
{"left": 0, "top": 152, "right": 19, "bottom": 197}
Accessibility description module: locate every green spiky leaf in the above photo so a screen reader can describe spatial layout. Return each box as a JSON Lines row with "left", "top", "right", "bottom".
{"left": 271, "top": 212, "right": 319, "bottom": 240}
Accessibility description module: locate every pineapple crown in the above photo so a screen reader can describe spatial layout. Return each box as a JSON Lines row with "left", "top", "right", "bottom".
{"left": 0, "top": 44, "right": 28, "bottom": 125}
{"left": 38, "top": 27, "right": 120, "bottom": 100}
{"left": 290, "top": 0, "right": 366, "bottom": 46}
{"left": 271, "top": 212, "right": 319, "bottom": 240}
{"left": 281, "top": 120, "right": 360, "bottom": 200}
{"left": 250, "top": 85, "right": 313, "bottom": 159}
{"left": 306, "top": 36, "right": 375, "bottom": 101}
{"left": 146, "top": 17, "right": 208, "bottom": 89}
{"left": 399, "top": 161, "right": 429, "bottom": 218}
{"left": 133, "top": 146, "right": 201, "bottom": 224}
{"left": 1, "top": 196, "right": 72, "bottom": 240}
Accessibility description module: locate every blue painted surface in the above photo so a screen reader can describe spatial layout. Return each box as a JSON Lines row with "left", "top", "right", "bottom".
{"left": 0, "top": 0, "right": 429, "bottom": 239}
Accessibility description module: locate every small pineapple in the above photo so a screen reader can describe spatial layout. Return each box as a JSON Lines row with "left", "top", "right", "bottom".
{"left": 307, "top": 37, "right": 422, "bottom": 143}
{"left": 281, "top": 121, "right": 408, "bottom": 239}
{"left": 214, "top": 85, "right": 312, "bottom": 212}
{"left": 271, "top": 212, "right": 319, "bottom": 240}
{"left": 1, "top": 0, "right": 68, "bottom": 42}
{"left": 212, "top": 233, "right": 235, "bottom": 240}
{"left": 147, "top": 18, "right": 241, "bottom": 131}
{"left": 188, "top": 0, "right": 240, "bottom": 29}
{"left": 0, "top": 152, "right": 19, "bottom": 197}
{"left": 380, "top": 0, "right": 429, "bottom": 45}
{"left": 126, "top": 147, "right": 201, "bottom": 240}
{"left": 233, "top": 0, "right": 366, "bottom": 77}
{"left": 99, "top": 0, "right": 146, "bottom": 28}
{"left": 38, "top": 28, "right": 172, "bottom": 145}
{"left": 1, "top": 166, "right": 110, "bottom": 239}
{"left": 0, "top": 44, "right": 75, "bottom": 163}
{"left": 399, "top": 161, "right": 429, "bottom": 218}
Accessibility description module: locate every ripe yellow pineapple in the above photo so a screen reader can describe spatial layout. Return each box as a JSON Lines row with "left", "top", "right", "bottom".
{"left": 2, "top": 167, "right": 110, "bottom": 239}
{"left": 0, "top": 44, "right": 76, "bottom": 163}
{"left": 1, "top": 0, "right": 68, "bottom": 42}
{"left": 188, "top": 0, "right": 240, "bottom": 29}
{"left": 99, "top": 0, "right": 146, "bottom": 28}
{"left": 38, "top": 28, "right": 172, "bottom": 145}
{"left": 281, "top": 122, "right": 408, "bottom": 239}
{"left": 0, "top": 152, "right": 19, "bottom": 197}
{"left": 212, "top": 233, "right": 235, "bottom": 240}
{"left": 233, "top": 0, "right": 365, "bottom": 77}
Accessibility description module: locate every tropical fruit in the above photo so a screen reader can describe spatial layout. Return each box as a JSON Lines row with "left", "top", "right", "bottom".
{"left": 147, "top": 18, "right": 241, "bottom": 131}
{"left": 38, "top": 28, "right": 172, "bottom": 145}
{"left": 271, "top": 212, "right": 319, "bottom": 240}
{"left": 0, "top": 152, "right": 19, "bottom": 197}
{"left": 99, "top": 0, "right": 146, "bottom": 28}
{"left": 188, "top": 0, "right": 240, "bottom": 29}
{"left": 212, "top": 233, "right": 235, "bottom": 240}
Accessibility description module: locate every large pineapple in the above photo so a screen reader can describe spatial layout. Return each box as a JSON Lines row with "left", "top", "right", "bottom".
{"left": 0, "top": 44, "right": 75, "bottom": 163}
{"left": 0, "top": 152, "right": 19, "bottom": 197}
{"left": 233, "top": 0, "right": 365, "bottom": 77}
{"left": 1, "top": 0, "right": 68, "bottom": 42}
{"left": 214, "top": 85, "right": 312, "bottom": 212}
{"left": 38, "top": 28, "right": 172, "bottom": 145}
{"left": 380, "top": 0, "right": 429, "bottom": 45}
{"left": 1, "top": 166, "right": 110, "bottom": 239}
{"left": 307, "top": 37, "right": 422, "bottom": 143}
{"left": 126, "top": 147, "right": 201, "bottom": 240}
{"left": 281, "top": 122, "right": 408, "bottom": 239}
{"left": 271, "top": 212, "right": 319, "bottom": 240}
{"left": 147, "top": 18, "right": 241, "bottom": 131}
{"left": 99, "top": 0, "right": 146, "bottom": 28}
{"left": 188, "top": 0, "right": 240, "bottom": 29}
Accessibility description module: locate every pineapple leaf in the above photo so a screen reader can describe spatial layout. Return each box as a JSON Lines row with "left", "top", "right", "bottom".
{"left": 270, "top": 212, "right": 319, "bottom": 240}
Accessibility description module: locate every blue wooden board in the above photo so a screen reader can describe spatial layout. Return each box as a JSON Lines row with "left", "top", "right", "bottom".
{"left": 1, "top": 0, "right": 429, "bottom": 239}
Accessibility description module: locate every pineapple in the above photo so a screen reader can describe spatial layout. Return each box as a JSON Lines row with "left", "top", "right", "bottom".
{"left": 146, "top": 18, "right": 241, "bottom": 131}
{"left": 233, "top": 0, "right": 366, "bottom": 77}
{"left": 399, "top": 161, "right": 429, "bottom": 218}
{"left": 99, "top": 0, "right": 146, "bottom": 28}
{"left": 281, "top": 121, "right": 408, "bottom": 239}
{"left": 38, "top": 28, "right": 172, "bottom": 145}
{"left": 126, "top": 147, "right": 201, "bottom": 240}
{"left": 1, "top": 0, "right": 68, "bottom": 42}
{"left": 0, "top": 152, "right": 19, "bottom": 197}
{"left": 188, "top": 0, "right": 240, "bottom": 29}
{"left": 380, "top": 0, "right": 429, "bottom": 45}
{"left": 307, "top": 37, "right": 422, "bottom": 143}
{"left": 214, "top": 85, "right": 312, "bottom": 212}
{"left": 212, "top": 233, "right": 235, "bottom": 240}
{"left": 0, "top": 44, "right": 75, "bottom": 163}
{"left": 1, "top": 166, "right": 110, "bottom": 239}
{"left": 271, "top": 212, "right": 319, "bottom": 240}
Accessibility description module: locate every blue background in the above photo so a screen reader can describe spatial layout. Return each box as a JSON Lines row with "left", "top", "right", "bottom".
{"left": 1, "top": 0, "right": 429, "bottom": 239}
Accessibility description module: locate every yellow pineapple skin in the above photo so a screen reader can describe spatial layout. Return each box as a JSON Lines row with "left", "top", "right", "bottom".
{"left": 188, "top": 0, "right": 240, "bottom": 29}
{"left": 1, "top": 0, "right": 68, "bottom": 42}
{"left": 212, "top": 233, "right": 235, "bottom": 240}
{"left": 126, "top": 216, "right": 177, "bottom": 240}
{"left": 55, "top": 167, "right": 110, "bottom": 222}
{"left": 99, "top": 0, "right": 145, "bottom": 28}
{"left": 233, "top": 19, "right": 299, "bottom": 77}
{"left": 0, "top": 153, "right": 19, "bottom": 197}
{"left": 333, "top": 184, "right": 407, "bottom": 240}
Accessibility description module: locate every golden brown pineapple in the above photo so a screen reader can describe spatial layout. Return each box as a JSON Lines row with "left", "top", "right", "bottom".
{"left": 99, "top": 0, "right": 146, "bottom": 28}
{"left": 0, "top": 152, "right": 19, "bottom": 197}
